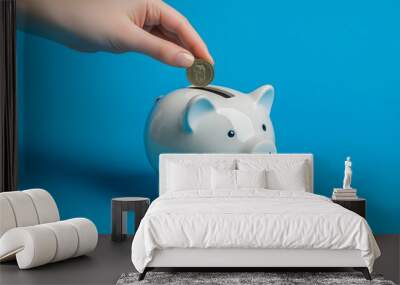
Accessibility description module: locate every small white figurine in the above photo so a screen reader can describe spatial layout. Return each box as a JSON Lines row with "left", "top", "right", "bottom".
{"left": 342, "top": 156, "right": 352, "bottom": 189}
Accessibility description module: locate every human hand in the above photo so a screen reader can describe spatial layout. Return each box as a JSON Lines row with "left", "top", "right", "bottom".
{"left": 17, "top": 0, "right": 213, "bottom": 67}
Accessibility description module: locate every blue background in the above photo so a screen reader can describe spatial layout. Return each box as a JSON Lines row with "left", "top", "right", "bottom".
{"left": 17, "top": 0, "right": 400, "bottom": 234}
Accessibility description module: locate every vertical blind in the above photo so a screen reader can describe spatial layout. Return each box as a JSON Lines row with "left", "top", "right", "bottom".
{"left": 0, "top": 0, "right": 17, "bottom": 192}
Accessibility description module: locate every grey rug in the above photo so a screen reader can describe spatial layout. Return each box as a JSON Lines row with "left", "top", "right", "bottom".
{"left": 117, "top": 272, "right": 396, "bottom": 285}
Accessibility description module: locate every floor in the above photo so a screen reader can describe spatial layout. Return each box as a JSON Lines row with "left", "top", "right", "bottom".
{"left": 0, "top": 235, "right": 399, "bottom": 285}
{"left": 374, "top": 235, "right": 400, "bottom": 284}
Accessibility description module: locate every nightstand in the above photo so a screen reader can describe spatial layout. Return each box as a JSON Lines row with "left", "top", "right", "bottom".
{"left": 332, "top": 198, "right": 366, "bottom": 218}
{"left": 111, "top": 197, "right": 150, "bottom": 242}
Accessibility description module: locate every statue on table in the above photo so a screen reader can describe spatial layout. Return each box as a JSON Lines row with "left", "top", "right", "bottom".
{"left": 342, "top": 156, "right": 352, "bottom": 189}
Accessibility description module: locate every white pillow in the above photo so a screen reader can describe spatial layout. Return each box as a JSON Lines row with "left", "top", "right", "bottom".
{"left": 237, "top": 159, "right": 308, "bottom": 191}
{"left": 211, "top": 169, "right": 268, "bottom": 190}
{"left": 211, "top": 169, "right": 236, "bottom": 190}
{"left": 266, "top": 166, "right": 307, "bottom": 191}
{"left": 167, "top": 163, "right": 211, "bottom": 191}
{"left": 236, "top": 169, "right": 268, "bottom": 189}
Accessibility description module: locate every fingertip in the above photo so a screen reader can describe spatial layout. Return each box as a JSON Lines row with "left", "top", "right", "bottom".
{"left": 208, "top": 55, "right": 215, "bottom": 65}
{"left": 175, "top": 51, "right": 195, "bottom": 67}
{"left": 194, "top": 47, "right": 214, "bottom": 65}
{"left": 205, "top": 48, "right": 214, "bottom": 64}
{"left": 203, "top": 54, "right": 214, "bottom": 65}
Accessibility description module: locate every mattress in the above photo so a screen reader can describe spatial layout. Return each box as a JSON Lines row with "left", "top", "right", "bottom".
{"left": 131, "top": 189, "right": 380, "bottom": 273}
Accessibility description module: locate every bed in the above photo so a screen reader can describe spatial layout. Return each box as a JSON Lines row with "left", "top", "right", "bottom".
{"left": 131, "top": 154, "right": 380, "bottom": 280}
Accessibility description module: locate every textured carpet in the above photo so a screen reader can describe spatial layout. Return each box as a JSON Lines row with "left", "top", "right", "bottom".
{"left": 117, "top": 272, "right": 396, "bottom": 285}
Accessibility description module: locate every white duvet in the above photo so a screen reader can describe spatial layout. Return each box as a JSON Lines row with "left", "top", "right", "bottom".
{"left": 131, "top": 190, "right": 380, "bottom": 273}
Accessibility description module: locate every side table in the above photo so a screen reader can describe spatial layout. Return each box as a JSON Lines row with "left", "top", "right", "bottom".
{"left": 111, "top": 197, "right": 150, "bottom": 242}
{"left": 332, "top": 198, "right": 366, "bottom": 219}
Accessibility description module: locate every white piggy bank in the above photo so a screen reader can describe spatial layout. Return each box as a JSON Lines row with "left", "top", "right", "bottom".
{"left": 145, "top": 85, "right": 277, "bottom": 169}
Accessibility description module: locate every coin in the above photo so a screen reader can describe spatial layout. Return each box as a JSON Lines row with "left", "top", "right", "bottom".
{"left": 186, "top": 59, "right": 214, "bottom": 87}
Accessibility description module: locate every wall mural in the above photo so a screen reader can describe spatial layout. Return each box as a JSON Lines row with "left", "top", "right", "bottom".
{"left": 145, "top": 85, "right": 277, "bottom": 169}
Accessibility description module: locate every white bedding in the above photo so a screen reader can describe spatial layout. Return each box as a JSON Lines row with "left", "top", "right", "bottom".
{"left": 131, "top": 190, "right": 380, "bottom": 273}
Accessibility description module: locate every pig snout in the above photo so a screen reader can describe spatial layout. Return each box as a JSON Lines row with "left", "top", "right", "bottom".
{"left": 244, "top": 137, "right": 277, "bottom": 154}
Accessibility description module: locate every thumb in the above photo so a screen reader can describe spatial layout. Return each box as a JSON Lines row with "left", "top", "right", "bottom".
{"left": 123, "top": 25, "right": 195, "bottom": 67}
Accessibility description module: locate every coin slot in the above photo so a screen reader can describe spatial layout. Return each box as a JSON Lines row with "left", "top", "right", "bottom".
{"left": 189, "top": 86, "right": 234, "bottom": 98}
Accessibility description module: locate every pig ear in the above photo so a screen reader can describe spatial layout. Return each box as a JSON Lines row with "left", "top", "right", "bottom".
{"left": 182, "top": 95, "right": 215, "bottom": 132}
{"left": 251, "top": 85, "right": 274, "bottom": 113}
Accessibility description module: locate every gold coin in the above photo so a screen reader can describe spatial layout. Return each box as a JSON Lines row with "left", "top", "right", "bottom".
{"left": 186, "top": 59, "right": 214, "bottom": 87}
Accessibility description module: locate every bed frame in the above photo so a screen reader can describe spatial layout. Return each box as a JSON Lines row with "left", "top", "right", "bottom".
{"left": 139, "top": 154, "right": 371, "bottom": 280}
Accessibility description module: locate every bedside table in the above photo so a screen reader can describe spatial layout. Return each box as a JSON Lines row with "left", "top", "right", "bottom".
{"left": 111, "top": 197, "right": 150, "bottom": 242}
{"left": 332, "top": 198, "right": 366, "bottom": 218}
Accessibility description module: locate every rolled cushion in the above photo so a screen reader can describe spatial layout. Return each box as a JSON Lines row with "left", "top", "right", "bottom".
{"left": 0, "top": 192, "right": 39, "bottom": 227}
{"left": 23, "top": 189, "right": 59, "bottom": 224}
{"left": 0, "top": 218, "right": 97, "bottom": 269}
{"left": 65, "top": 218, "right": 98, "bottom": 257}
{"left": 42, "top": 221, "right": 79, "bottom": 262}
{"left": 0, "top": 226, "right": 57, "bottom": 268}
{"left": 0, "top": 196, "right": 17, "bottom": 237}
{"left": 0, "top": 189, "right": 60, "bottom": 239}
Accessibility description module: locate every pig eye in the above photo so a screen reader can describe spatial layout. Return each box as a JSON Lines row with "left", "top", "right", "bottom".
{"left": 262, "top": 124, "right": 267, "bottom": 132}
{"left": 227, "top": 130, "right": 235, "bottom": 138}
